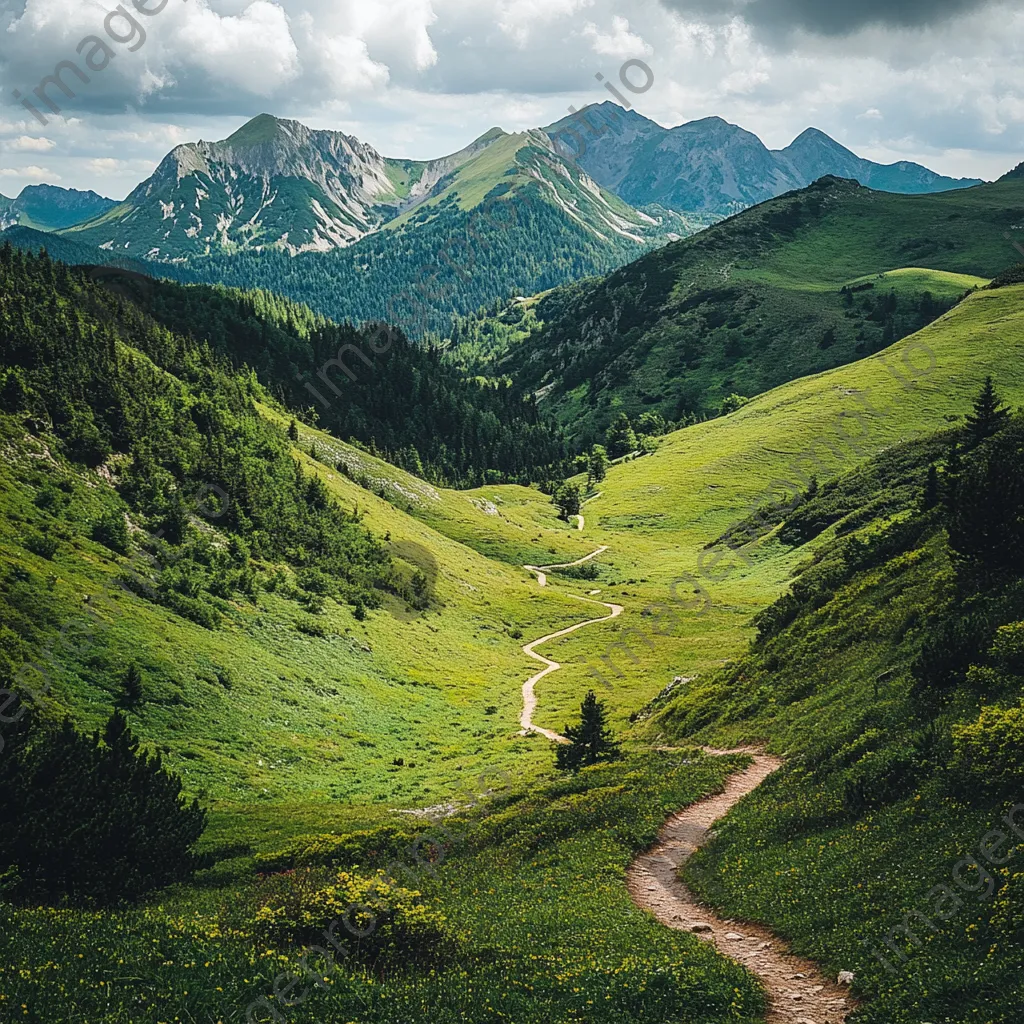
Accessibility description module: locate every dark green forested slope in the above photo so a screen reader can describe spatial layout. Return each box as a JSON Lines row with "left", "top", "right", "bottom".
{"left": 652, "top": 380, "right": 1024, "bottom": 1023}
{"left": 176, "top": 185, "right": 670, "bottom": 337}
{"left": 137, "top": 277, "right": 570, "bottom": 487}
{"left": 0, "top": 244, "right": 399, "bottom": 624}
{"left": 490, "top": 174, "right": 1024, "bottom": 444}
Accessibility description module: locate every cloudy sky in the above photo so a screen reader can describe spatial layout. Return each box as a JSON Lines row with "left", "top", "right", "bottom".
{"left": 1, "top": 0, "right": 1022, "bottom": 199}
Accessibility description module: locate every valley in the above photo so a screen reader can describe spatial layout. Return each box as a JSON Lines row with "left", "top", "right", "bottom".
{"left": 2, "top": 88, "right": 1024, "bottom": 1024}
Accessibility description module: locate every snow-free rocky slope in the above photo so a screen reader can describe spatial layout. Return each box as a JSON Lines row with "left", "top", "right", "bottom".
{"left": 63, "top": 114, "right": 684, "bottom": 260}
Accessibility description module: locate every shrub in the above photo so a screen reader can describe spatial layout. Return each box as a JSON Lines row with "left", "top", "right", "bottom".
{"left": 23, "top": 531, "right": 58, "bottom": 560}
{"left": 254, "top": 824, "right": 421, "bottom": 873}
{"left": 92, "top": 510, "right": 130, "bottom": 554}
{"left": 237, "top": 867, "right": 449, "bottom": 971}
{"left": 952, "top": 701, "right": 1024, "bottom": 793}
{"left": 991, "top": 621, "right": 1024, "bottom": 674}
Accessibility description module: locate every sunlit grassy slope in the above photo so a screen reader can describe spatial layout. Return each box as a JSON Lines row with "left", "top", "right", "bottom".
{"left": 499, "top": 175, "right": 1024, "bottom": 441}
{"left": 1, "top": 416, "right": 598, "bottom": 826}
{"left": 840, "top": 266, "right": 989, "bottom": 298}
{"left": 439, "top": 285, "right": 1024, "bottom": 736}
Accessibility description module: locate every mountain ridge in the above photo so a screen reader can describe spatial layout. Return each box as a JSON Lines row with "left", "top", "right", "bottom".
{"left": 545, "top": 101, "right": 984, "bottom": 214}
{"left": 62, "top": 112, "right": 680, "bottom": 261}
{"left": 0, "top": 184, "right": 116, "bottom": 232}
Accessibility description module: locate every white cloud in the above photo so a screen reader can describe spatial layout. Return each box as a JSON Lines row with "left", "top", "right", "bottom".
{"left": 9, "top": 135, "right": 56, "bottom": 152}
{"left": 582, "top": 16, "right": 653, "bottom": 59}
{"left": 0, "top": 0, "right": 1019, "bottom": 195}
{"left": 86, "top": 157, "right": 123, "bottom": 174}
{"left": 0, "top": 165, "right": 58, "bottom": 179}
{"left": 496, "top": 0, "right": 594, "bottom": 47}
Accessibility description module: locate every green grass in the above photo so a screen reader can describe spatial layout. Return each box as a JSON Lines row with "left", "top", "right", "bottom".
{"left": 0, "top": 406, "right": 594, "bottom": 833}
{"left": 841, "top": 266, "right": 990, "bottom": 298}
{"left": 0, "top": 750, "right": 767, "bottom": 1024}
{"left": 497, "top": 175, "right": 1024, "bottom": 442}
{"left": 434, "top": 285, "right": 1024, "bottom": 739}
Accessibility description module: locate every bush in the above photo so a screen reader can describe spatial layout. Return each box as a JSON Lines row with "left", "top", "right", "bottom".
{"left": 23, "top": 531, "right": 58, "bottom": 560}
{"left": 254, "top": 824, "right": 421, "bottom": 873}
{"left": 952, "top": 701, "right": 1024, "bottom": 793}
{"left": 991, "top": 621, "right": 1024, "bottom": 674}
{"left": 236, "top": 867, "right": 449, "bottom": 971}
{"left": 92, "top": 510, "right": 130, "bottom": 554}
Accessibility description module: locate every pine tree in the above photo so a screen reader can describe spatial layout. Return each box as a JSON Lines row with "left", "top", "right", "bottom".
{"left": 0, "top": 713, "right": 206, "bottom": 903}
{"left": 120, "top": 663, "right": 144, "bottom": 708}
{"left": 556, "top": 691, "right": 621, "bottom": 771}
{"left": 923, "top": 463, "right": 939, "bottom": 511}
{"left": 288, "top": 418, "right": 299, "bottom": 442}
{"left": 966, "top": 376, "right": 1010, "bottom": 447}
{"left": 942, "top": 443, "right": 963, "bottom": 512}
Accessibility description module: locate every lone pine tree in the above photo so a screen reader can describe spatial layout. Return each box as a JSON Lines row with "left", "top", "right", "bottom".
{"left": 556, "top": 690, "right": 621, "bottom": 770}
{"left": 966, "top": 376, "right": 1011, "bottom": 447}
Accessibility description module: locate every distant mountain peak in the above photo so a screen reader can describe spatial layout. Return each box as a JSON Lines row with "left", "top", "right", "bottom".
{"left": 0, "top": 183, "right": 116, "bottom": 232}
{"left": 224, "top": 112, "right": 292, "bottom": 146}
{"left": 544, "top": 108, "right": 983, "bottom": 214}
{"left": 473, "top": 127, "right": 508, "bottom": 145}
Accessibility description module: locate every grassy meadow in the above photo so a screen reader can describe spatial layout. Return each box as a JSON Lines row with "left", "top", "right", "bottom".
{"left": 0, "top": 750, "right": 770, "bottom": 1024}
{"left": 448, "top": 284, "right": 1024, "bottom": 738}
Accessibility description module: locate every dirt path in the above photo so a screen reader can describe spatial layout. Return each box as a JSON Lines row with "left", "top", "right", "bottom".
{"left": 520, "top": 547, "right": 618, "bottom": 741}
{"left": 627, "top": 749, "right": 855, "bottom": 1024}
{"left": 523, "top": 545, "right": 608, "bottom": 588}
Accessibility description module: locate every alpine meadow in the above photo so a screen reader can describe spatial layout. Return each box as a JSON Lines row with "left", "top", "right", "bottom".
{"left": 2, "top": 3, "right": 1024, "bottom": 1023}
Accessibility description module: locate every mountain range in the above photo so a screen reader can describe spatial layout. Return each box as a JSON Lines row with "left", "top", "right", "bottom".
{"left": 0, "top": 184, "right": 115, "bottom": 232}
{"left": 58, "top": 107, "right": 983, "bottom": 262}
{"left": 61, "top": 114, "right": 687, "bottom": 261}
{"left": 545, "top": 102, "right": 983, "bottom": 214}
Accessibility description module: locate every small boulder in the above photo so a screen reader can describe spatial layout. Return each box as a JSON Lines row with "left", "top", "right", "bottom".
{"left": 725, "top": 932, "right": 745, "bottom": 941}
{"left": 838, "top": 970, "right": 855, "bottom": 986}
{"left": 691, "top": 922, "right": 713, "bottom": 933}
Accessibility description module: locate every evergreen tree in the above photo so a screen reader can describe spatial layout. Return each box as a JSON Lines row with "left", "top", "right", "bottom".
{"left": 942, "top": 443, "right": 963, "bottom": 512}
{"left": 0, "top": 713, "right": 206, "bottom": 903}
{"left": 923, "top": 463, "right": 939, "bottom": 511}
{"left": 288, "top": 418, "right": 299, "bottom": 442}
{"left": 588, "top": 444, "right": 609, "bottom": 486}
{"left": 120, "top": 663, "right": 144, "bottom": 708}
{"left": 556, "top": 690, "right": 621, "bottom": 771}
{"left": 966, "top": 376, "right": 1010, "bottom": 447}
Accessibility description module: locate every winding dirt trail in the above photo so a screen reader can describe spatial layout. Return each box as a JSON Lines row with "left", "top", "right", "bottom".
{"left": 627, "top": 749, "right": 855, "bottom": 1023}
{"left": 517, "top": 544, "right": 854, "bottom": 1021}
{"left": 520, "top": 547, "right": 620, "bottom": 741}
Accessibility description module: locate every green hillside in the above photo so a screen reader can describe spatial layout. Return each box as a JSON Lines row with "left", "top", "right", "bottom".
{"left": 489, "top": 174, "right": 1024, "bottom": 444}
{"left": 0, "top": 243, "right": 766, "bottom": 1024}
{"left": 446, "top": 283, "right": 1024, "bottom": 738}
{"left": 175, "top": 175, "right": 696, "bottom": 338}
{"left": 654, "top": 402, "right": 1024, "bottom": 1023}
{"left": 0, "top": 245, "right": 604, "bottom": 813}
{"left": 4, "top": 231, "right": 1024, "bottom": 1023}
